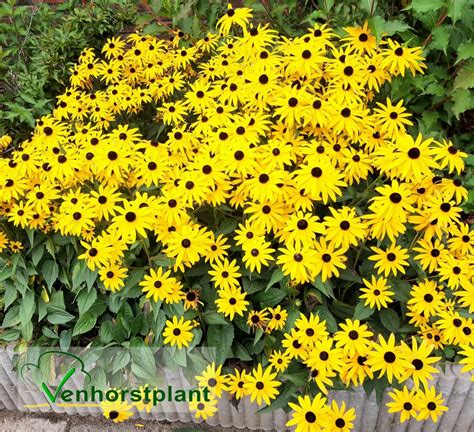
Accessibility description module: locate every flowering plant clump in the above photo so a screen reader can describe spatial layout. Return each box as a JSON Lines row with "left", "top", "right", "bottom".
{"left": 0, "top": 3, "right": 473, "bottom": 429}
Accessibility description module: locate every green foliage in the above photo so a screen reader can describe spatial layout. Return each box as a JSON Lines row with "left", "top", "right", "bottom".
{"left": 0, "top": 0, "right": 138, "bottom": 141}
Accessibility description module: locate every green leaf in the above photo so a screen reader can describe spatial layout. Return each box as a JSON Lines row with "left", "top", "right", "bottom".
{"left": 207, "top": 324, "right": 234, "bottom": 365}
{"left": 233, "top": 341, "right": 252, "bottom": 361}
{"left": 311, "top": 276, "right": 334, "bottom": 298}
{"left": 47, "top": 308, "right": 75, "bottom": 325}
{"left": 216, "top": 218, "right": 238, "bottom": 236}
{"left": 368, "top": 15, "right": 385, "bottom": 41}
{"left": 2, "top": 305, "right": 20, "bottom": 327}
{"left": 281, "top": 372, "right": 308, "bottom": 387}
{"left": 77, "top": 288, "right": 97, "bottom": 315}
{"left": 379, "top": 309, "right": 400, "bottom": 332}
{"left": 20, "top": 321, "right": 33, "bottom": 341}
{"left": 19, "top": 290, "right": 35, "bottom": 322}
{"left": 353, "top": 302, "right": 374, "bottom": 320}
{"left": 72, "top": 312, "right": 97, "bottom": 336}
{"left": 60, "top": 330, "right": 72, "bottom": 350}
{"left": 382, "top": 19, "right": 410, "bottom": 36}
{"left": 338, "top": 269, "right": 363, "bottom": 284}
{"left": 430, "top": 26, "right": 450, "bottom": 53}
{"left": 3, "top": 283, "right": 17, "bottom": 309}
{"left": 254, "top": 288, "right": 287, "bottom": 307}
{"left": 112, "top": 351, "right": 131, "bottom": 374}
{"left": 32, "top": 244, "right": 45, "bottom": 267}
{"left": 202, "top": 310, "right": 229, "bottom": 325}
{"left": 314, "top": 305, "right": 338, "bottom": 332}
{"left": 447, "top": 0, "right": 469, "bottom": 23}
{"left": 266, "top": 268, "right": 286, "bottom": 291}
{"left": 131, "top": 344, "right": 157, "bottom": 378}
{"left": 42, "top": 326, "right": 59, "bottom": 339}
{"left": 405, "top": 0, "right": 446, "bottom": 13}
{"left": 392, "top": 280, "right": 412, "bottom": 302}
{"left": 452, "top": 89, "right": 474, "bottom": 118}
{"left": 454, "top": 61, "right": 474, "bottom": 90}
{"left": 359, "top": 0, "right": 377, "bottom": 15}
{"left": 456, "top": 40, "right": 474, "bottom": 63}
{"left": 0, "top": 328, "right": 21, "bottom": 341}
{"left": 243, "top": 279, "right": 266, "bottom": 295}
{"left": 41, "top": 260, "right": 59, "bottom": 290}
{"left": 253, "top": 327, "right": 264, "bottom": 346}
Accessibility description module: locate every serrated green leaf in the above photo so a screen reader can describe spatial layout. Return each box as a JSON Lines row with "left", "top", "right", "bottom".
{"left": 405, "top": 0, "right": 446, "bottom": 13}
{"left": 456, "top": 40, "right": 474, "bottom": 63}
{"left": 452, "top": 89, "right": 474, "bottom": 118}
{"left": 454, "top": 62, "right": 474, "bottom": 90}
{"left": 447, "top": 0, "right": 469, "bottom": 23}
{"left": 47, "top": 308, "right": 75, "bottom": 325}
{"left": 430, "top": 26, "right": 450, "bottom": 53}
{"left": 72, "top": 312, "right": 97, "bottom": 336}
{"left": 382, "top": 19, "right": 410, "bottom": 36}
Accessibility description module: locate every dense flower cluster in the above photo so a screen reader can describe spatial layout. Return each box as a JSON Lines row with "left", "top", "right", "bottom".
{"left": 0, "top": 3, "right": 472, "bottom": 430}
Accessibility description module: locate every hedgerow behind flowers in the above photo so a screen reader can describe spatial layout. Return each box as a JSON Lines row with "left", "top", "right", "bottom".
{"left": 0, "top": 3, "right": 473, "bottom": 429}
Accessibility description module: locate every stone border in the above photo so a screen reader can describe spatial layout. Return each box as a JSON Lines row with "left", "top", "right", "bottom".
{"left": 0, "top": 345, "right": 473, "bottom": 431}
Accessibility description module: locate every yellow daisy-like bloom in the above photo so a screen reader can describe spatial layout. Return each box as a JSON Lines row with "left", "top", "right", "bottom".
{"left": 266, "top": 305, "right": 288, "bottom": 332}
{"left": 287, "top": 394, "right": 328, "bottom": 432}
{"left": 225, "top": 368, "right": 250, "bottom": 399}
{"left": 334, "top": 319, "right": 373, "bottom": 357}
{"left": 216, "top": 3, "right": 253, "bottom": 35}
{"left": 416, "top": 386, "right": 448, "bottom": 422}
{"left": 162, "top": 316, "right": 194, "bottom": 349}
{"left": 215, "top": 285, "right": 249, "bottom": 320}
{"left": 100, "top": 399, "right": 134, "bottom": 423}
{"left": 269, "top": 350, "right": 291, "bottom": 373}
{"left": 366, "top": 334, "right": 413, "bottom": 384}
{"left": 400, "top": 338, "right": 440, "bottom": 389}
{"left": 313, "top": 237, "right": 347, "bottom": 282}
{"left": 387, "top": 386, "right": 421, "bottom": 423}
{"left": 99, "top": 262, "right": 128, "bottom": 292}
{"left": 373, "top": 98, "right": 413, "bottom": 138}
{"left": 208, "top": 258, "right": 241, "bottom": 290}
{"left": 0, "top": 231, "right": 9, "bottom": 253}
{"left": 324, "top": 400, "right": 356, "bottom": 432}
{"left": 196, "top": 363, "right": 229, "bottom": 398}
{"left": 139, "top": 267, "right": 180, "bottom": 302}
{"left": 244, "top": 364, "right": 281, "bottom": 406}
{"left": 368, "top": 243, "right": 409, "bottom": 277}
{"left": 189, "top": 395, "right": 219, "bottom": 420}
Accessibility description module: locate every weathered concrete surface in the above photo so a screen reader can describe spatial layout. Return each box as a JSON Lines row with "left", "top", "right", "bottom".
{"left": 0, "top": 410, "right": 258, "bottom": 431}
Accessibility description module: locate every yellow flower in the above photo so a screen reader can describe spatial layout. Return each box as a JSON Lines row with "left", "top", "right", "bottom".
{"left": 162, "top": 316, "right": 194, "bottom": 349}
{"left": 244, "top": 364, "right": 281, "bottom": 406}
